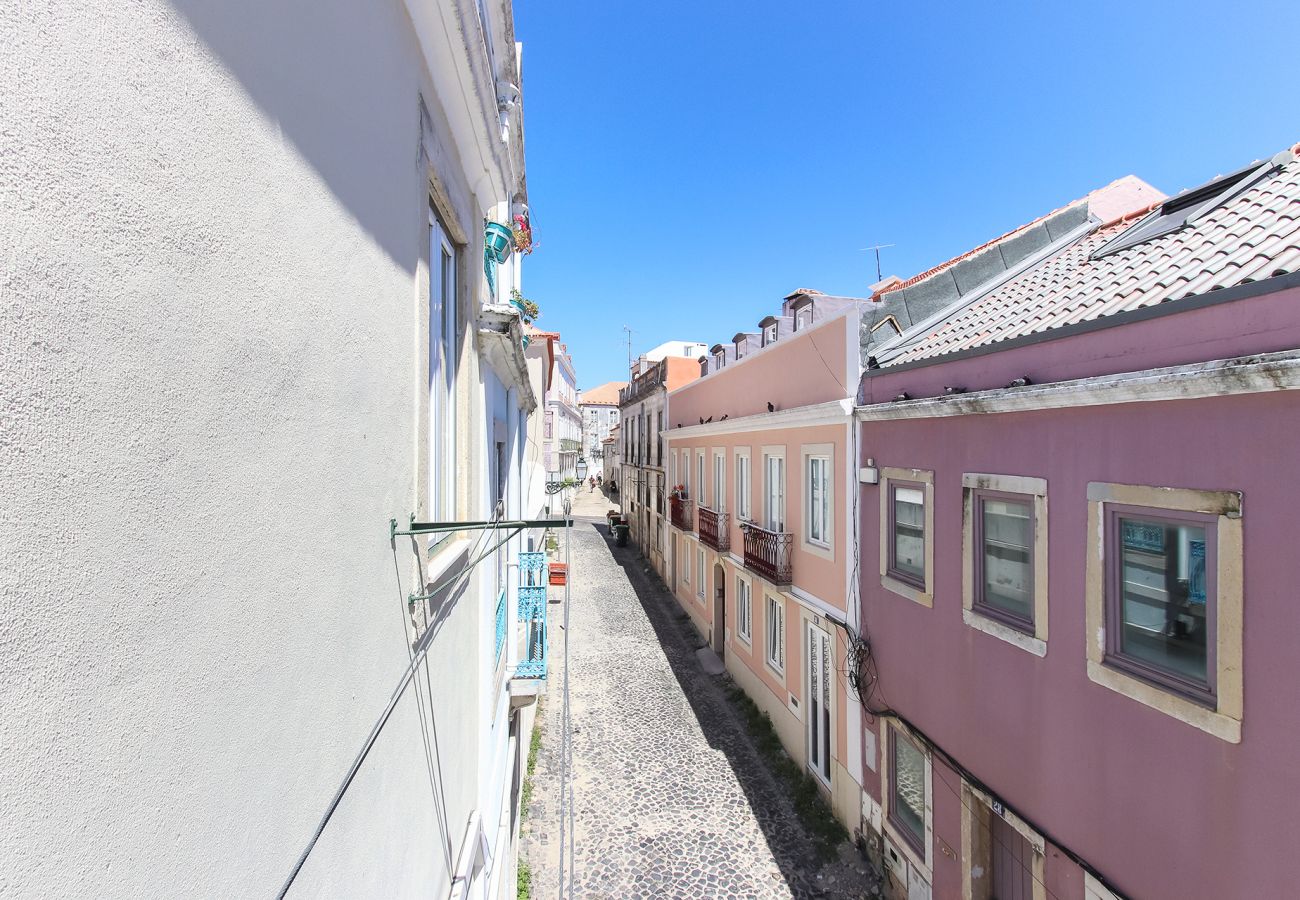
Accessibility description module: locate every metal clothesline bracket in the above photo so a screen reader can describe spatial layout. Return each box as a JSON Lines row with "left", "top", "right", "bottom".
{"left": 391, "top": 516, "right": 571, "bottom": 539}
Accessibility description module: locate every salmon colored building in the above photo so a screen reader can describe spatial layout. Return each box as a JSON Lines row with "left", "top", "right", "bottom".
{"left": 664, "top": 289, "right": 907, "bottom": 830}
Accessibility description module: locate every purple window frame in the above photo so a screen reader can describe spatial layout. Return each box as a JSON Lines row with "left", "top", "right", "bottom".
{"left": 888, "top": 728, "right": 926, "bottom": 856}
{"left": 1104, "top": 503, "right": 1218, "bottom": 707}
{"left": 887, "top": 480, "right": 926, "bottom": 590}
{"left": 972, "top": 489, "right": 1036, "bottom": 634}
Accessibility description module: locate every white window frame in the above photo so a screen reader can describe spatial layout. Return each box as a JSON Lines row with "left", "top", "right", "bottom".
{"left": 734, "top": 447, "right": 752, "bottom": 522}
{"left": 711, "top": 449, "right": 726, "bottom": 512}
{"left": 735, "top": 574, "right": 752, "bottom": 645}
{"left": 765, "top": 593, "right": 785, "bottom": 674}
{"left": 802, "top": 445, "right": 833, "bottom": 555}
{"left": 697, "top": 547, "right": 706, "bottom": 602}
{"left": 762, "top": 447, "right": 786, "bottom": 533}
{"left": 696, "top": 451, "right": 706, "bottom": 509}
{"left": 428, "top": 210, "right": 458, "bottom": 542}
{"left": 682, "top": 538, "right": 691, "bottom": 585}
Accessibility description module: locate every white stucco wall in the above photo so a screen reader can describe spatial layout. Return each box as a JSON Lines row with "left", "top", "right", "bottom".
{"left": 1, "top": 1, "right": 526, "bottom": 896}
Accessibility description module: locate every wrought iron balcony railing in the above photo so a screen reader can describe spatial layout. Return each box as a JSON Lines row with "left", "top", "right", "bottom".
{"left": 515, "top": 552, "right": 548, "bottom": 680}
{"left": 698, "top": 505, "right": 729, "bottom": 552}
{"left": 741, "top": 522, "right": 793, "bottom": 585}
{"left": 669, "top": 495, "right": 694, "bottom": 532}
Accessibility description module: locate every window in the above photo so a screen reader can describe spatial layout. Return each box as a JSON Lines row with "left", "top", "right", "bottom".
{"left": 1106, "top": 507, "right": 1215, "bottom": 702}
{"left": 697, "top": 548, "right": 706, "bottom": 601}
{"left": 880, "top": 468, "right": 933, "bottom": 606}
{"left": 888, "top": 728, "right": 928, "bottom": 856}
{"left": 682, "top": 449, "right": 691, "bottom": 498}
{"left": 1093, "top": 160, "right": 1269, "bottom": 259}
{"left": 428, "top": 210, "right": 459, "bottom": 529}
{"left": 763, "top": 322, "right": 778, "bottom": 345}
{"left": 1085, "top": 482, "right": 1243, "bottom": 743}
{"left": 962, "top": 475, "right": 1049, "bottom": 655}
{"left": 712, "top": 452, "right": 725, "bottom": 511}
{"left": 806, "top": 454, "right": 831, "bottom": 547}
{"left": 975, "top": 492, "right": 1034, "bottom": 626}
{"left": 696, "top": 452, "right": 705, "bottom": 509}
{"left": 765, "top": 594, "right": 785, "bottom": 671}
{"left": 889, "top": 483, "right": 925, "bottom": 586}
{"left": 735, "top": 450, "right": 751, "bottom": 521}
{"left": 735, "top": 576, "right": 752, "bottom": 644}
{"left": 683, "top": 541, "right": 691, "bottom": 585}
{"left": 764, "top": 452, "right": 785, "bottom": 532}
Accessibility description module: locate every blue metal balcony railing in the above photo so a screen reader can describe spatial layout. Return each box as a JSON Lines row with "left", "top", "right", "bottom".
{"left": 515, "top": 552, "right": 548, "bottom": 680}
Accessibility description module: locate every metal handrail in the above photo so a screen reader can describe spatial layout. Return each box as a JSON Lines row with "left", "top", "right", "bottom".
{"left": 741, "top": 521, "right": 793, "bottom": 584}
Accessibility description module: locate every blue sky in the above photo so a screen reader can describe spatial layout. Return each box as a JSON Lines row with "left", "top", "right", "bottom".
{"left": 513, "top": 0, "right": 1300, "bottom": 389}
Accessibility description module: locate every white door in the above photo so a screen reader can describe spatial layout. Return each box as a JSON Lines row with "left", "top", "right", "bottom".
{"left": 807, "top": 621, "right": 832, "bottom": 783}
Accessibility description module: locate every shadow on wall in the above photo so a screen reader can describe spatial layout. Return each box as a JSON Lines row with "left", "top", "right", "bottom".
{"left": 167, "top": 0, "right": 428, "bottom": 273}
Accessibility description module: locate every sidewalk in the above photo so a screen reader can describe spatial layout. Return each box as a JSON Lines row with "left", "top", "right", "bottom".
{"left": 521, "top": 515, "right": 878, "bottom": 899}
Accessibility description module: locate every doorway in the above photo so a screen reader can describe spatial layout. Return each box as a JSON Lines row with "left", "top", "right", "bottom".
{"left": 806, "top": 620, "right": 832, "bottom": 783}
{"left": 712, "top": 563, "right": 726, "bottom": 656}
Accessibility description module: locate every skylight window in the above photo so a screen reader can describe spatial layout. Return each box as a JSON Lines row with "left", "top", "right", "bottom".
{"left": 1093, "top": 161, "right": 1270, "bottom": 259}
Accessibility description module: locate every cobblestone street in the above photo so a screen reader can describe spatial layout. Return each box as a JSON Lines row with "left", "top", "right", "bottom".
{"left": 521, "top": 491, "right": 878, "bottom": 899}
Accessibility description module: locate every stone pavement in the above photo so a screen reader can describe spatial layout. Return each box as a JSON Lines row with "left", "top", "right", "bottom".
{"left": 520, "top": 511, "right": 879, "bottom": 899}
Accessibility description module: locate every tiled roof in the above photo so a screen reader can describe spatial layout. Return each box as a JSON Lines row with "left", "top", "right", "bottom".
{"left": 885, "top": 147, "right": 1300, "bottom": 364}
{"left": 579, "top": 381, "right": 627, "bottom": 405}
{"left": 872, "top": 176, "right": 1165, "bottom": 301}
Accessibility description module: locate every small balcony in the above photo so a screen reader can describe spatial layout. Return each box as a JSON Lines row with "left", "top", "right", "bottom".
{"left": 741, "top": 522, "right": 793, "bottom": 585}
{"left": 670, "top": 495, "right": 695, "bottom": 532}
{"left": 697, "top": 505, "right": 729, "bottom": 552}
{"left": 511, "top": 552, "right": 548, "bottom": 704}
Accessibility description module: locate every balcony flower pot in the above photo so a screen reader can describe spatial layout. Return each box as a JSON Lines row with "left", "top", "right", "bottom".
{"left": 484, "top": 221, "right": 514, "bottom": 264}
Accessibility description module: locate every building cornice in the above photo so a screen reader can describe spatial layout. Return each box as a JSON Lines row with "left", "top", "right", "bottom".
{"left": 855, "top": 349, "right": 1300, "bottom": 422}
{"left": 668, "top": 399, "right": 853, "bottom": 440}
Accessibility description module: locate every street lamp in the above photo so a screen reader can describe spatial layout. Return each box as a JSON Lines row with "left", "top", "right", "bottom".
{"left": 575, "top": 457, "right": 588, "bottom": 482}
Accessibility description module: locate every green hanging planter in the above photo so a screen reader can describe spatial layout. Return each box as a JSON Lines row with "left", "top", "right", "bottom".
{"left": 484, "top": 222, "right": 514, "bottom": 264}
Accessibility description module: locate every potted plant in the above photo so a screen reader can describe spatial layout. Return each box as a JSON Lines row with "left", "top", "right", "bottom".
{"left": 669, "top": 484, "right": 687, "bottom": 500}
{"left": 512, "top": 213, "right": 536, "bottom": 255}
{"left": 509, "top": 288, "right": 540, "bottom": 324}
{"left": 484, "top": 221, "right": 513, "bottom": 264}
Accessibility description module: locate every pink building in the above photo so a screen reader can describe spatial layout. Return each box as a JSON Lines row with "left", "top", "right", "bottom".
{"left": 854, "top": 145, "right": 1300, "bottom": 900}
{"left": 664, "top": 288, "right": 918, "bottom": 829}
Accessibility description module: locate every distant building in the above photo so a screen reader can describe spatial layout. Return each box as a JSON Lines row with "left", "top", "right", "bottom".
{"left": 618, "top": 346, "right": 705, "bottom": 575}
{"left": 547, "top": 342, "right": 582, "bottom": 489}
{"left": 578, "top": 381, "right": 627, "bottom": 463}
{"left": 641, "top": 340, "right": 709, "bottom": 362}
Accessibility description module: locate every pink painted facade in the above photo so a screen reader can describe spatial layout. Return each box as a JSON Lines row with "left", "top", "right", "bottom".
{"left": 665, "top": 306, "right": 867, "bottom": 826}
{"left": 855, "top": 281, "right": 1300, "bottom": 900}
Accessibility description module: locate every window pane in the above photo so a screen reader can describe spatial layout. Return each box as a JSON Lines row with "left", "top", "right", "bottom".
{"left": 981, "top": 497, "right": 1033, "bottom": 622}
{"left": 892, "top": 487, "right": 925, "bottom": 581}
{"left": 1117, "top": 516, "right": 1209, "bottom": 684}
{"left": 892, "top": 734, "right": 926, "bottom": 846}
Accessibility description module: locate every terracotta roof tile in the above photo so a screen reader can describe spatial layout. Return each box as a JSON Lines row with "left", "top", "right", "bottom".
{"left": 578, "top": 381, "right": 628, "bottom": 405}
{"left": 885, "top": 148, "right": 1300, "bottom": 365}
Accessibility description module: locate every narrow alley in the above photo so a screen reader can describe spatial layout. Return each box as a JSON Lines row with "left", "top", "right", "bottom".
{"left": 521, "top": 490, "right": 878, "bottom": 899}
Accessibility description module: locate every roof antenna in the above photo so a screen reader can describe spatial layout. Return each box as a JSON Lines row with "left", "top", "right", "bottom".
{"left": 859, "top": 243, "right": 895, "bottom": 283}
{"left": 623, "top": 325, "right": 633, "bottom": 374}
